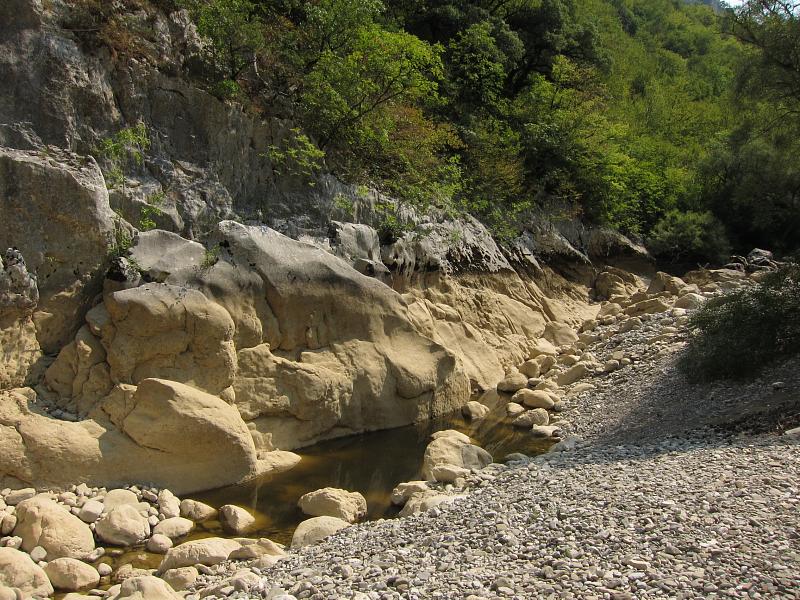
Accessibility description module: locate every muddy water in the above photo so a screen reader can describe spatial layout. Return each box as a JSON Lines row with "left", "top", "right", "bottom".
{"left": 104, "top": 395, "right": 552, "bottom": 578}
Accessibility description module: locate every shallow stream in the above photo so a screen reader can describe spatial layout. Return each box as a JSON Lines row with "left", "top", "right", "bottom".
{"left": 105, "top": 395, "right": 552, "bottom": 576}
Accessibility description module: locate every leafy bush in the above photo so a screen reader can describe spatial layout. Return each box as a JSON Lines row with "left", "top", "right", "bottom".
{"left": 679, "top": 263, "right": 800, "bottom": 381}
{"left": 95, "top": 123, "right": 150, "bottom": 190}
{"left": 648, "top": 210, "right": 731, "bottom": 264}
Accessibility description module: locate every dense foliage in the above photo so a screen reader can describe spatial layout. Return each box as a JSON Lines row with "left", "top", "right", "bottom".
{"left": 78, "top": 0, "right": 800, "bottom": 258}
{"left": 679, "top": 262, "right": 800, "bottom": 380}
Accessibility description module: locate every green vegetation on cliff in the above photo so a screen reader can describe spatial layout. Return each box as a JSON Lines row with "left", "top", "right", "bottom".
{"left": 75, "top": 0, "right": 800, "bottom": 259}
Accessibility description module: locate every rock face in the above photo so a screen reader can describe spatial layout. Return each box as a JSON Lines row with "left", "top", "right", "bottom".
{"left": 12, "top": 497, "right": 95, "bottom": 559}
{"left": 0, "top": 148, "right": 114, "bottom": 360}
{"left": 0, "top": 547, "right": 54, "bottom": 597}
{"left": 298, "top": 488, "right": 368, "bottom": 523}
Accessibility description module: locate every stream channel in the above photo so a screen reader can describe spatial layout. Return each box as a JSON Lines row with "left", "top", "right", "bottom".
{"left": 107, "top": 395, "right": 554, "bottom": 576}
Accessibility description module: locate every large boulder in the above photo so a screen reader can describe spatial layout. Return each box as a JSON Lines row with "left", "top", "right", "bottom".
{"left": 0, "top": 379, "right": 268, "bottom": 495}
{"left": 158, "top": 538, "right": 242, "bottom": 572}
{"left": 13, "top": 497, "right": 95, "bottom": 559}
{"left": 0, "top": 547, "right": 53, "bottom": 597}
{"left": 152, "top": 517, "right": 193, "bottom": 540}
{"left": 290, "top": 516, "right": 350, "bottom": 549}
{"left": 298, "top": 488, "right": 367, "bottom": 523}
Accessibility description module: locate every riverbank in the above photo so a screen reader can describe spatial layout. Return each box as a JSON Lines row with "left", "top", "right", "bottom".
{"left": 191, "top": 289, "right": 800, "bottom": 600}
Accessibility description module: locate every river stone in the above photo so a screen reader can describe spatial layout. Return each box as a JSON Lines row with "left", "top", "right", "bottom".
{"left": 431, "top": 464, "right": 471, "bottom": 483}
{"left": 157, "top": 490, "right": 181, "bottom": 519}
{"left": 513, "top": 409, "right": 549, "bottom": 428}
{"left": 674, "top": 293, "right": 705, "bottom": 310}
{"left": 518, "top": 360, "right": 540, "bottom": 378}
{"left": 421, "top": 435, "right": 492, "bottom": 481}
{"left": 45, "top": 558, "right": 100, "bottom": 591}
{"left": 390, "top": 482, "right": 430, "bottom": 506}
{"left": 531, "top": 425, "right": 563, "bottom": 438}
{"left": 497, "top": 371, "right": 528, "bottom": 393}
{"left": 95, "top": 505, "right": 150, "bottom": 546}
{"left": 624, "top": 297, "right": 672, "bottom": 317}
{"left": 102, "top": 490, "right": 139, "bottom": 513}
{"left": 291, "top": 517, "right": 350, "bottom": 549}
{"left": 506, "top": 402, "right": 525, "bottom": 416}
{"left": 398, "top": 493, "right": 464, "bottom": 517}
{"left": 107, "top": 575, "right": 182, "bottom": 600}
{"left": 146, "top": 534, "right": 173, "bottom": 554}
{"left": 0, "top": 547, "right": 54, "bottom": 597}
{"left": 158, "top": 538, "right": 242, "bottom": 572}
{"left": 298, "top": 488, "right": 367, "bottom": 523}
{"left": 4, "top": 489, "right": 35, "bottom": 506}
{"left": 13, "top": 497, "right": 95, "bottom": 559}
{"left": 461, "top": 401, "right": 490, "bottom": 420}
{"left": 78, "top": 499, "right": 104, "bottom": 523}
{"left": 430, "top": 430, "right": 471, "bottom": 444}
{"left": 556, "top": 363, "right": 590, "bottom": 386}
{"left": 179, "top": 499, "right": 217, "bottom": 522}
{"left": 512, "top": 389, "right": 555, "bottom": 410}
{"left": 160, "top": 567, "right": 198, "bottom": 591}
{"left": 152, "top": 517, "right": 193, "bottom": 540}
{"left": 219, "top": 505, "right": 255, "bottom": 534}
{"left": 228, "top": 538, "right": 285, "bottom": 560}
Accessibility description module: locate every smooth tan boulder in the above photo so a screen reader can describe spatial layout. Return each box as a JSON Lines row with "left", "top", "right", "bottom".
{"left": 158, "top": 538, "right": 241, "bottom": 572}
{"left": 528, "top": 338, "right": 557, "bottom": 358}
{"left": 506, "top": 402, "right": 525, "bottom": 416}
{"left": 390, "top": 481, "right": 430, "bottom": 506}
{"left": 219, "top": 505, "right": 256, "bottom": 534}
{"left": 513, "top": 409, "right": 549, "bottom": 428}
{"left": 291, "top": 516, "right": 350, "bottom": 548}
{"left": 624, "top": 297, "right": 672, "bottom": 317}
{"left": 398, "top": 492, "right": 464, "bottom": 517}
{"left": 45, "top": 558, "right": 100, "bottom": 591}
{"left": 421, "top": 435, "right": 491, "bottom": 481}
{"left": 497, "top": 371, "right": 528, "bottom": 393}
{"left": 13, "top": 497, "right": 95, "bottom": 559}
{"left": 0, "top": 547, "right": 54, "bottom": 597}
{"left": 461, "top": 401, "right": 490, "bottom": 420}
{"left": 152, "top": 517, "right": 194, "bottom": 540}
{"left": 646, "top": 272, "right": 688, "bottom": 296}
{"left": 95, "top": 505, "right": 150, "bottom": 546}
{"left": 298, "top": 488, "right": 367, "bottom": 523}
{"left": 102, "top": 489, "right": 139, "bottom": 512}
{"left": 674, "top": 293, "right": 705, "bottom": 310}
{"left": 179, "top": 499, "right": 217, "bottom": 522}
{"left": 107, "top": 576, "right": 182, "bottom": 600}
{"left": 228, "top": 538, "right": 285, "bottom": 561}
{"left": 146, "top": 534, "right": 173, "bottom": 554}
{"left": 511, "top": 389, "right": 554, "bottom": 410}
{"left": 160, "top": 567, "right": 198, "bottom": 592}
{"left": 518, "top": 360, "right": 540, "bottom": 378}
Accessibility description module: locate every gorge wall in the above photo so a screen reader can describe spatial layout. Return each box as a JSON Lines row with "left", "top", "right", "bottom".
{"left": 0, "top": 0, "right": 653, "bottom": 494}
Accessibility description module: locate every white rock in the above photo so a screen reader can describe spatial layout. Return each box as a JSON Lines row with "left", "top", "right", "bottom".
{"left": 431, "top": 464, "right": 471, "bottom": 483}
{"left": 97, "top": 563, "right": 113, "bottom": 577}
{"left": 497, "top": 370, "right": 528, "bottom": 393}
{"left": 531, "top": 425, "right": 563, "bottom": 438}
{"left": 13, "top": 497, "right": 95, "bottom": 559}
{"left": 28, "top": 545, "right": 46, "bottom": 562}
{"left": 102, "top": 490, "right": 139, "bottom": 513}
{"left": 158, "top": 538, "right": 241, "bottom": 572}
{"left": 511, "top": 389, "right": 554, "bottom": 409}
{"left": 505, "top": 402, "right": 525, "bottom": 416}
{"left": 390, "top": 482, "right": 429, "bottom": 506}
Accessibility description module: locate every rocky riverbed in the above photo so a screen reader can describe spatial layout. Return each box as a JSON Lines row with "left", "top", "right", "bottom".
{"left": 185, "top": 268, "right": 800, "bottom": 600}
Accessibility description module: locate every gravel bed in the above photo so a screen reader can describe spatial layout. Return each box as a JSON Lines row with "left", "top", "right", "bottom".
{"left": 191, "top": 308, "right": 800, "bottom": 600}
